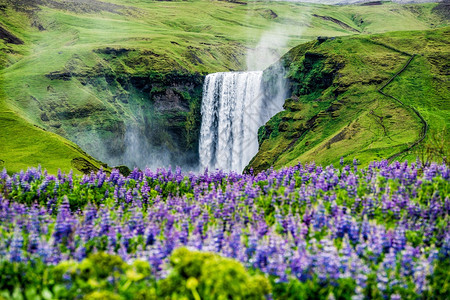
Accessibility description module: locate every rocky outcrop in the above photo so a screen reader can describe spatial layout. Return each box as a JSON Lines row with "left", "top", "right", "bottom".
{"left": 312, "top": 14, "right": 360, "bottom": 33}
{"left": 360, "top": 1, "right": 383, "bottom": 6}
{"left": 433, "top": 0, "right": 450, "bottom": 20}
{"left": 218, "top": 0, "right": 248, "bottom": 5}
{"left": 257, "top": 9, "right": 278, "bottom": 19}
{"left": 0, "top": 25, "right": 23, "bottom": 44}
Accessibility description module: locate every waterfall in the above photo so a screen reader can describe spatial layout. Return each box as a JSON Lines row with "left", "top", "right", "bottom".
{"left": 199, "top": 71, "right": 285, "bottom": 172}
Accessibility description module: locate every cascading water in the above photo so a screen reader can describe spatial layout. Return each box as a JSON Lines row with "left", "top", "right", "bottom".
{"left": 199, "top": 71, "right": 285, "bottom": 172}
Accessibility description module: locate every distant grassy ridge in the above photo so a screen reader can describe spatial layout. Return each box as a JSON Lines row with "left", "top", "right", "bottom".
{"left": 0, "top": 0, "right": 448, "bottom": 173}
{"left": 248, "top": 27, "right": 449, "bottom": 172}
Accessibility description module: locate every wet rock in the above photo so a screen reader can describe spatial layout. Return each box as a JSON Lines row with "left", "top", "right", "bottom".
{"left": 40, "top": 112, "right": 49, "bottom": 122}
{"left": 45, "top": 71, "right": 72, "bottom": 81}
{"left": 154, "top": 89, "right": 190, "bottom": 113}
{"left": 115, "top": 165, "right": 131, "bottom": 177}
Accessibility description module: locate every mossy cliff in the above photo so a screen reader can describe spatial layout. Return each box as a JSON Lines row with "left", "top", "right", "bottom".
{"left": 248, "top": 27, "right": 450, "bottom": 172}
{"left": 40, "top": 50, "right": 206, "bottom": 169}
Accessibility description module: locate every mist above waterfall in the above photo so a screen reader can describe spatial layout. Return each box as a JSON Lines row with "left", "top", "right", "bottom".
{"left": 246, "top": 25, "right": 290, "bottom": 71}
{"left": 246, "top": 1, "right": 310, "bottom": 71}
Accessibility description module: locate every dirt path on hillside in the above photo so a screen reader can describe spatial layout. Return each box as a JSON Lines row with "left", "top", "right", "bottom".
{"left": 376, "top": 54, "right": 429, "bottom": 162}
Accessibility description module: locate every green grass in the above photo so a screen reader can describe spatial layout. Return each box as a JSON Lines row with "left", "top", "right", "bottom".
{"left": 0, "top": 108, "right": 104, "bottom": 175}
{"left": 249, "top": 27, "right": 450, "bottom": 172}
{"left": 0, "top": 0, "right": 448, "bottom": 173}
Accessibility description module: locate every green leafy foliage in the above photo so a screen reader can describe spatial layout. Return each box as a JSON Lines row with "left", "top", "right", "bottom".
{"left": 159, "top": 247, "right": 271, "bottom": 300}
{"left": 0, "top": 248, "right": 272, "bottom": 300}
{"left": 424, "top": 258, "right": 450, "bottom": 299}
{"left": 271, "top": 277, "right": 356, "bottom": 300}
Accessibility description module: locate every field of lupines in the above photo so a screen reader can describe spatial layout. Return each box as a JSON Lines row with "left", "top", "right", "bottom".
{"left": 0, "top": 160, "right": 449, "bottom": 299}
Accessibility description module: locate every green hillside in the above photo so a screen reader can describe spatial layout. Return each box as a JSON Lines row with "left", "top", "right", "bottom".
{"left": 0, "top": 109, "right": 105, "bottom": 175}
{"left": 0, "top": 0, "right": 448, "bottom": 173}
{"left": 249, "top": 27, "right": 450, "bottom": 172}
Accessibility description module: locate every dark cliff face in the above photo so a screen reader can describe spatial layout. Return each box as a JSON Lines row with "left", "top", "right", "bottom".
{"left": 95, "top": 72, "right": 205, "bottom": 170}
{"left": 432, "top": 0, "right": 450, "bottom": 20}
{"left": 40, "top": 50, "right": 205, "bottom": 170}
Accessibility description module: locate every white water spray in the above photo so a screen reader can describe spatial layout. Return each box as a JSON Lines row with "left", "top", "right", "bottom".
{"left": 199, "top": 71, "right": 286, "bottom": 172}
{"left": 199, "top": 72, "right": 263, "bottom": 172}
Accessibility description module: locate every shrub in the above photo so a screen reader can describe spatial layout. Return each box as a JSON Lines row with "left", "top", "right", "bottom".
{"left": 159, "top": 247, "right": 271, "bottom": 300}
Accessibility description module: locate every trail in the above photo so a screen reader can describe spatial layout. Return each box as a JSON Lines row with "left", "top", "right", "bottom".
{"left": 376, "top": 54, "right": 429, "bottom": 162}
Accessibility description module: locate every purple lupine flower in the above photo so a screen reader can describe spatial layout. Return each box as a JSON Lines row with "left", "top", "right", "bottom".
{"left": 179, "top": 221, "right": 190, "bottom": 245}
{"left": 47, "top": 242, "right": 62, "bottom": 265}
{"left": 53, "top": 197, "right": 74, "bottom": 243}
{"left": 213, "top": 226, "right": 225, "bottom": 252}
{"left": 392, "top": 227, "right": 406, "bottom": 253}
{"left": 1, "top": 168, "right": 8, "bottom": 180}
{"left": 74, "top": 245, "right": 86, "bottom": 261}
{"left": 346, "top": 173, "right": 357, "bottom": 197}
{"left": 413, "top": 257, "right": 429, "bottom": 295}
{"left": 423, "top": 163, "right": 437, "bottom": 181}
{"left": 440, "top": 232, "right": 450, "bottom": 258}
{"left": 0, "top": 160, "right": 448, "bottom": 292}
{"left": 313, "top": 203, "right": 327, "bottom": 230}
{"left": 37, "top": 239, "right": 52, "bottom": 263}
{"left": 28, "top": 232, "right": 40, "bottom": 254}
{"left": 128, "top": 206, "right": 145, "bottom": 235}
{"left": 108, "top": 226, "right": 118, "bottom": 248}
{"left": 349, "top": 219, "right": 360, "bottom": 243}
{"left": 400, "top": 246, "right": 416, "bottom": 277}
{"left": 99, "top": 207, "right": 112, "bottom": 233}
{"left": 9, "top": 228, "right": 24, "bottom": 262}
{"left": 383, "top": 249, "right": 397, "bottom": 271}
{"left": 336, "top": 214, "right": 351, "bottom": 238}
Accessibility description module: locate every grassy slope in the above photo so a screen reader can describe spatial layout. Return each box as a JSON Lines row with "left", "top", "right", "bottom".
{"left": 0, "top": 0, "right": 447, "bottom": 173}
{"left": 0, "top": 110, "right": 105, "bottom": 175}
{"left": 248, "top": 27, "right": 449, "bottom": 172}
{"left": 0, "top": 8, "right": 104, "bottom": 175}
